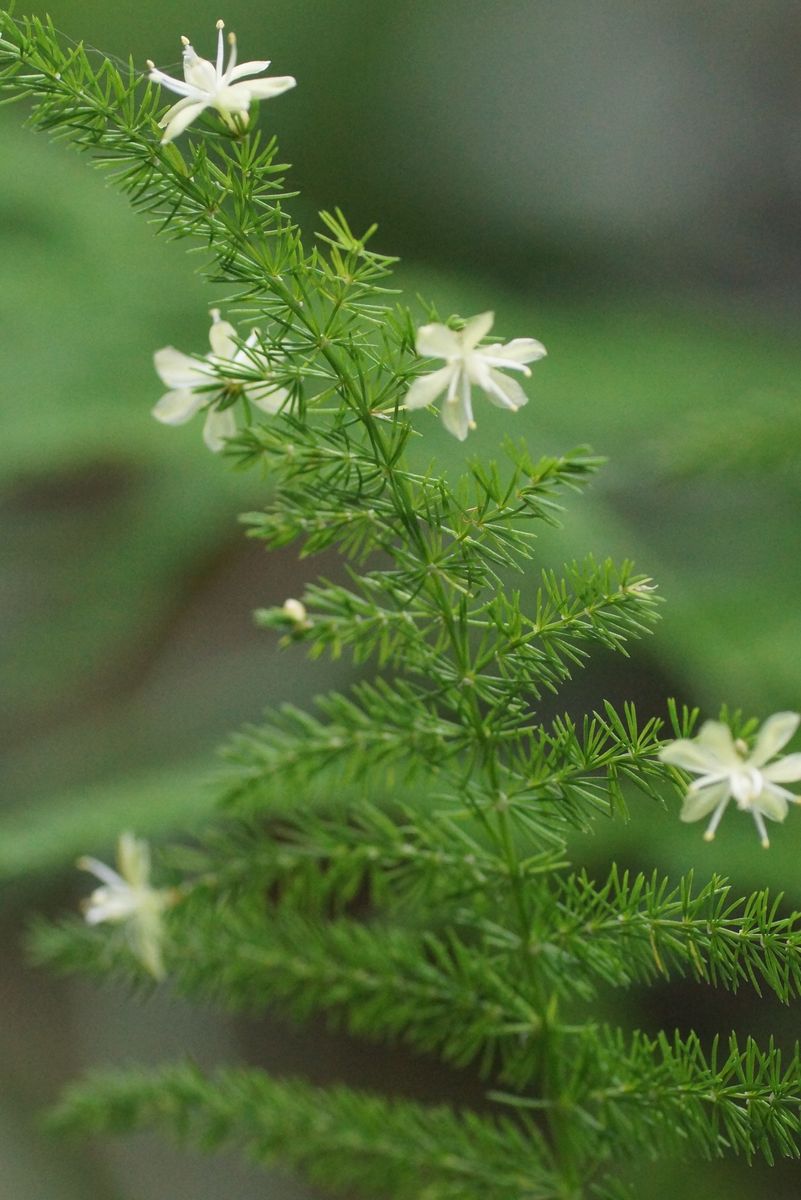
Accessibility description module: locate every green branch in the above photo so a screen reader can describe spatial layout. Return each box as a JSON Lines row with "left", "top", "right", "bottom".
{"left": 49, "top": 1064, "right": 560, "bottom": 1200}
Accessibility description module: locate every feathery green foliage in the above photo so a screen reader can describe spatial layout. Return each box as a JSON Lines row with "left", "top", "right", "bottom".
{"left": 5, "top": 8, "right": 801, "bottom": 1199}
{"left": 49, "top": 1064, "right": 560, "bottom": 1200}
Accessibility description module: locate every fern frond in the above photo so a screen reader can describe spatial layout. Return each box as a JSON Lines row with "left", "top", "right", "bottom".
{"left": 548, "top": 868, "right": 801, "bottom": 1002}
{"left": 220, "top": 680, "right": 461, "bottom": 810}
{"left": 170, "top": 808, "right": 562, "bottom": 917}
{"left": 497, "top": 1028, "right": 801, "bottom": 1166}
{"left": 50, "top": 1064, "right": 560, "bottom": 1200}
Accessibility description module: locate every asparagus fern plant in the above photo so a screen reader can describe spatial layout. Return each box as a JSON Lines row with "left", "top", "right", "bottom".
{"left": 4, "top": 10, "right": 801, "bottom": 1199}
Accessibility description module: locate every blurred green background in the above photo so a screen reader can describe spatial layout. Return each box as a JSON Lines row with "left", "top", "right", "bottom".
{"left": 3, "top": 1, "right": 801, "bottom": 1197}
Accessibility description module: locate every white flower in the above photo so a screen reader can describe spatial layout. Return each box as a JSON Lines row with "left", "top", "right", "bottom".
{"left": 147, "top": 19, "right": 296, "bottom": 144}
{"left": 404, "top": 311, "right": 546, "bottom": 441}
{"left": 152, "top": 309, "right": 290, "bottom": 452}
{"left": 659, "top": 712, "right": 801, "bottom": 847}
{"left": 78, "top": 833, "right": 174, "bottom": 979}
{"left": 282, "top": 598, "right": 309, "bottom": 626}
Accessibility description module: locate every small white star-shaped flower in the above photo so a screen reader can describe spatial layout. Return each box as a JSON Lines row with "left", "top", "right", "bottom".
{"left": 404, "top": 311, "right": 546, "bottom": 440}
{"left": 659, "top": 711, "right": 801, "bottom": 847}
{"left": 153, "top": 309, "right": 290, "bottom": 452}
{"left": 147, "top": 19, "right": 296, "bottom": 144}
{"left": 78, "top": 833, "right": 175, "bottom": 979}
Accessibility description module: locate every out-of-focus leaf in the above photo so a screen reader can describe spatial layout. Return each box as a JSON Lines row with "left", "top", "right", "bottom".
{"left": 0, "top": 760, "right": 214, "bottom": 885}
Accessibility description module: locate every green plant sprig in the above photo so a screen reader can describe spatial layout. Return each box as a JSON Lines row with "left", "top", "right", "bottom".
{"left": 7, "top": 9, "right": 801, "bottom": 1199}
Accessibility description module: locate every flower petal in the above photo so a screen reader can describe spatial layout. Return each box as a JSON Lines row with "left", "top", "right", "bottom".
{"left": 762, "top": 753, "right": 801, "bottom": 783}
{"left": 440, "top": 377, "right": 473, "bottom": 441}
{"left": 77, "top": 856, "right": 125, "bottom": 890}
{"left": 483, "top": 368, "right": 528, "bottom": 410}
{"left": 153, "top": 346, "right": 212, "bottom": 389}
{"left": 404, "top": 365, "right": 455, "bottom": 410}
{"left": 496, "top": 337, "right": 547, "bottom": 365}
{"left": 203, "top": 406, "right": 237, "bottom": 452}
{"left": 117, "top": 832, "right": 150, "bottom": 888}
{"left": 440, "top": 402, "right": 470, "bottom": 441}
{"left": 225, "top": 57, "right": 271, "bottom": 81}
{"left": 460, "top": 311, "right": 494, "bottom": 349}
{"left": 415, "top": 322, "right": 460, "bottom": 360}
{"left": 680, "top": 780, "right": 730, "bottom": 823}
{"left": 149, "top": 69, "right": 204, "bottom": 100}
{"left": 152, "top": 389, "right": 205, "bottom": 425}
{"left": 84, "top": 887, "right": 138, "bottom": 924}
{"left": 157, "top": 96, "right": 201, "bottom": 127}
{"left": 693, "top": 720, "right": 740, "bottom": 767}
{"left": 160, "top": 99, "right": 209, "bottom": 142}
{"left": 754, "top": 784, "right": 790, "bottom": 822}
{"left": 243, "top": 75, "right": 297, "bottom": 100}
{"left": 208, "top": 317, "right": 238, "bottom": 359}
{"left": 659, "top": 737, "right": 717, "bottom": 772}
{"left": 246, "top": 382, "right": 290, "bottom": 414}
{"left": 214, "top": 83, "right": 253, "bottom": 117}
{"left": 183, "top": 47, "right": 217, "bottom": 92}
{"left": 130, "top": 911, "right": 166, "bottom": 980}
{"left": 750, "top": 712, "right": 801, "bottom": 766}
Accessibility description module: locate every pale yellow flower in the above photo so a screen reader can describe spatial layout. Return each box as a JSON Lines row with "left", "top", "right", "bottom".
{"left": 78, "top": 833, "right": 174, "bottom": 979}
{"left": 405, "top": 312, "right": 546, "bottom": 440}
{"left": 147, "top": 19, "right": 296, "bottom": 144}
{"left": 153, "top": 309, "right": 289, "bottom": 452}
{"left": 660, "top": 712, "right": 801, "bottom": 847}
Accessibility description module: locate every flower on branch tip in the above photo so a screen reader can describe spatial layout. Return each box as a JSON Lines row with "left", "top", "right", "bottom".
{"left": 282, "top": 598, "right": 310, "bottom": 628}
{"left": 78, "top": 833, "right": 176, "bottom": 979}
{"left": 153, "top": 309, "right": 290, "bottom": 452}
{"left": 146, "top": 18, "right": 296, "bottom": 144}
{"left": 659, "top": 711, "right": 801, "bottom": 847}
{"left": 404, "top": 311, "right": 546, "bottom": 441}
